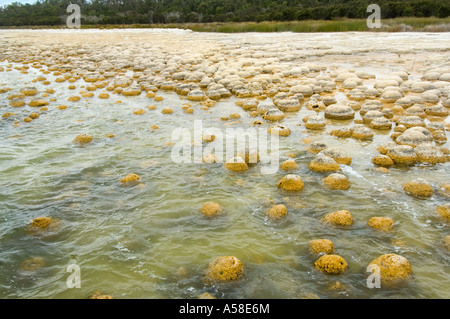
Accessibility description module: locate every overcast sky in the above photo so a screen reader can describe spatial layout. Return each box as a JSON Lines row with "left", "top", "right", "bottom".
{"left": 0, "top": 0, "right": 35, "bottom": 6}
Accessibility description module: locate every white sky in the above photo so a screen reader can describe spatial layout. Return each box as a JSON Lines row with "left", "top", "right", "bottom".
{"left": 0, "top": 0, "right": 35, "bottom": 6}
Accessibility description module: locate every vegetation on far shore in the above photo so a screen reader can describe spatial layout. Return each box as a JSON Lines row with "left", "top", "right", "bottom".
{"left": 0, "top": 0, "right": 449, "bottom": 28}
{"left": 2, "top": 17, "right": 450, "bottom": 33}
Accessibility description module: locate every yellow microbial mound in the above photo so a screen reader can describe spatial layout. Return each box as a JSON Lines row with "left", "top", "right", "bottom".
{"left": 436, "top": 204, "right": 450, "bottom": 221}
{"left": 2, "top": 112, "right": 16, "bottom": 118}
{"left": 9, "top": 99, "right": 26, "bottom": 107}
{"left": 309, "top": 239, "right": 334, "bottom": 255}
{"left": 267, "top": 204, "right": 288, "bottom": 219}
{"left": 68, "top": 96, "right": 81, "bottom": 102}
{"left": 162, "top": 107, "right": 173, "bottom": 114}
{"left": 322, "top": 173, "right": 350, "bottom": 190}
{"left": 73, "top": 134, "right": 93, "bottom": 144}
{"left": 224, "top": 157, "right": 248, "bottom": 172}
{"left": 31, "top": 217, "right": 53, "bottom": 228}
{"left": 368, "top": 217, "right": 395, "bottom": 232}
{"left": 205, "top": 256, "right": 244, "bottom": 282}
{"left": 372, "top": 155, "right": 394, "bottom": 167}
{"left": 89, "top": 291, "right": 114, "bottom": 299}
{"left": 280, "top": 159, "right": 299, "bottom": 171}
{"left": 277, "top": 174, "right": 304, "bottom": 191}
{"left": 197, "top": 292, "right": 216, "bottom": 299}
{"left": 201, "top": 202, "right": 223, "bottom": 217}
{"left": 202, "top": 153, "right": 217, "bottom": 163}
{"left": 368, "top": 254, "right": 413, "bottom": 287}
{"left": 98, "top": 93, "right": 109, "bottom": 99}
{"left": 120, "top": 173, "right": 140, "bottom": 184}
{"left": 309, "top": 154, "right": 341, "bottom": 173}
{"left": 322, "top": 210, "right": 353, "bottom": 227}
{"left": 28, "top": 99, "right": 49, "bottom": 107}
{"left": 314, "top": 255, "right": 348, "bottom": 275}
{"left": 403, "top": 178, "right": 433, "bottom": 198}
{"left": 133, "top": 109, "right": 146, "bottom": 115}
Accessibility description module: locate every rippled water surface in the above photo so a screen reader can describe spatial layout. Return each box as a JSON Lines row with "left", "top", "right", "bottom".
{"left": 0, "top": 30, "right": 449, "bottom": 299}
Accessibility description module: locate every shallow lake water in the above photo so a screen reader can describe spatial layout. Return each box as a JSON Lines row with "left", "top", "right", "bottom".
{"left": 0, "top": 29, "right": 449, "bottom": 299}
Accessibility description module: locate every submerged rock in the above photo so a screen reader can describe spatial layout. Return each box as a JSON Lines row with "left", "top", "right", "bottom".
{"left": 20, "top": 257, "right": 45, "bottom": 271}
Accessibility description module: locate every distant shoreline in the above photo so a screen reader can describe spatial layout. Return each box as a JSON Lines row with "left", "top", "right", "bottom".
{"left": 1, "top": 18, "right": 450, "bottom": 33}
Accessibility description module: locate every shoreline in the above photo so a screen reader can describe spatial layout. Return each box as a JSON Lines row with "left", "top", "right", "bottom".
{"left": 1, "top": 17, "right": 450, "bottom": 33}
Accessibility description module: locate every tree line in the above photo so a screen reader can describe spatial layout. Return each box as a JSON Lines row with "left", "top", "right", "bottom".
{"left": 0, "top": 0, "right": 448, "bottom": 26}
